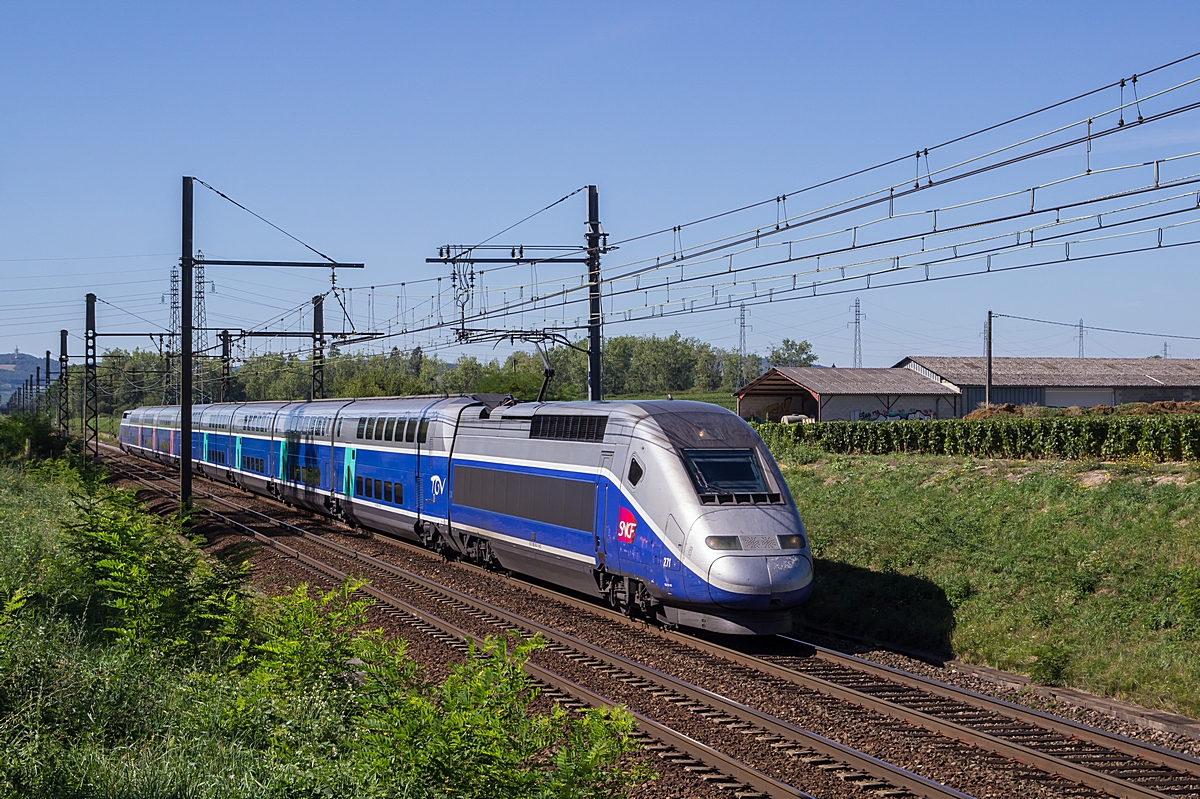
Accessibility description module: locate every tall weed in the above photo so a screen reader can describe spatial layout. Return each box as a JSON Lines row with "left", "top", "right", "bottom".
{"left": 0, "top": 460, "right": 649, "bottom": 797}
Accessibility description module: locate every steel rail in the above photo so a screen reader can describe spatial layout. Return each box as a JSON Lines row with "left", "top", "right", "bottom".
{"left": 104, "top": 447, "right": 1200, "bottom": 799}
{"left": 432, "top": 562, "right": 1191, "bottom": 799}
{"left": 480, "top": 561, "right": 1199, "bottom": 799}
{"left": 352, "top": 523, "right": 1200, "bottom": 798}
{"left": 779, "top": 637, "right": 1200, "bottom": 780}
{"left": 105, "top": 451, "right": 972, "bottom": 799}
{"left": 104, "top": 458, "right": 812, "bottom": 799}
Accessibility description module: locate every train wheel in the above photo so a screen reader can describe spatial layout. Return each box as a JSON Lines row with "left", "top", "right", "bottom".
{"left": 605, "top": 576, "right": 629, "bottom": 613}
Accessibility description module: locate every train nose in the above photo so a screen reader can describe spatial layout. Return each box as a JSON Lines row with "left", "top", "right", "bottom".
{"left": 707, "top": 553, "right": 812, "bottom": 610}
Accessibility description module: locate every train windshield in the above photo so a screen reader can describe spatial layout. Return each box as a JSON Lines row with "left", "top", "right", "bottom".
{"left": 682, "top": 449, "right": 767, "bottom": 494}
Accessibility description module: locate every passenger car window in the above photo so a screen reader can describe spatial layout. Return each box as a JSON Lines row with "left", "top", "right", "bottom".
{"left": 417, "top": 419, "right": 429, "bottom": 444}
{"left": 374, "top": 419, "right": 385, "bottom": 441}
{"left": 356, "top": 418, "right": 366, "bottom": 439}
{"left": 384, "top": 418, "right": 396, "bottom": 441}
{"left": 627, "top": 457, "right": 644, "bottom": 487}
{"left": 404, "top": 419, "right": 416, "bottom": 443}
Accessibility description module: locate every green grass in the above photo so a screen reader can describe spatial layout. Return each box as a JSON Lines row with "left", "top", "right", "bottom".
{"left": 0, "top": 454, "right": 648, "bottom": 798}
{"left": 784, "top": 453, "right": 1200, "bottom": 716}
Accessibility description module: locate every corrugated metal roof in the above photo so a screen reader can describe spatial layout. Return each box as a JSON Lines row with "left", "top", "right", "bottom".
{"left": 738, "top": 367, "right": 958, "bottom": 397}
{"left": 897, "top": 356, "right": 1200, "bottom": 388}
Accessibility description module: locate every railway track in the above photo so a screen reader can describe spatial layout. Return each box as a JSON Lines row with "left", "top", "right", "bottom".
{"left": 450, "top": 567, "right": 1200, "bottom": 799}
{"left": 104, "top": 452, "right": 967, "bottom": 799}
{"left": 103, "top": 447, "right": 1200, "bottom": 799}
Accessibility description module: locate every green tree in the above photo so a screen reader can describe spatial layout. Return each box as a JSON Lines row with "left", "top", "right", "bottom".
{"left": 767, "top": 338, "right": 817, "bottom": 368}
{"left": 720, "top": 350, "right": 763, "bottom": 393}
{"left": 442, "top": 355, "right": 484, "bottom": 394}
{"left": 692, "top": 342, "right": 723, "bottom": 391}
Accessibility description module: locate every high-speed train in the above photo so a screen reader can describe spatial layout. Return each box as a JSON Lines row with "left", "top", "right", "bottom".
{"left": 120, "top": 395, "right": 813, "bottom": 634}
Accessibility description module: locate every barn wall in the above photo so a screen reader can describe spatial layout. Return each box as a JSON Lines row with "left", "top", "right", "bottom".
{"left": 738, "top": 391, "right": 819, "bottom": 422}
{"left": 1115, "top": 387, "right": 1200, "bottom": 403}
{"left": 961, "top": 386, "right": 1046, "bottom": 416}
{"left": 955, "top": 385, "right": 1200, "bottom": 414}
{"left": 1045, "top": 388, "right": 1115, "bottom": 407}
{"left": 818, "top": 394, "right": 954, "bottom": 422}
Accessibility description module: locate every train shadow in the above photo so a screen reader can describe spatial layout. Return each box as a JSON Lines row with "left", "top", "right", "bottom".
{"left": 792, "top": 558, "right": 956, "bottom": 660}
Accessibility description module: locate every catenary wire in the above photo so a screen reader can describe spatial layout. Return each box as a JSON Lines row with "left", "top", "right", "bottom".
{"left": 994, "top": 313, "right": 1200, "bottom": 341}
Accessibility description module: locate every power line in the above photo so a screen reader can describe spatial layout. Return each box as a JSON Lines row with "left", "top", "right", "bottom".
{"left": 465, "top": 179, "right": 1200, "bottom": 328}
{"left": 40, "top": 58, "right": 1200, "bottom": 372}
{"left": 193, "top": 178, "right": 339, "bottom": 265}
{"left": 95, "top": 297, "right": 166, "bottom": 333}
{"left": 605, "top": 87, "right": 1200, "bottom": 281}
{"left": 441, "top": 185, "right": 587, "bottom": 264}
{"left": 600, "top": 50, "right": 1200, "bottom": 252}
{"left": 993, "top": 313, "right": 1200, "bottom": 342}
{"left": 0, "top": 253, "right": 176, "bottom": 263}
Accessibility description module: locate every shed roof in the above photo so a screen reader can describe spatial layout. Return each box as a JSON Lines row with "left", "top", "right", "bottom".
{"left": 737, "top": 367, "right": 958, "bottom": 398}
{"left": 897, "top": 356, "right": 1200, "bottom": 388}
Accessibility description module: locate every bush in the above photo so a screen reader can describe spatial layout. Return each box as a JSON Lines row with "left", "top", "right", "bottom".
{"left": 0, "top": 461, "right": 650, "bottom": 797}
{"left": 64, "top": 490, "right": 254, "bottom": 653}
{"left": 755, "top": 414, "right": 1200, "bottom": 461}
{"left": 0, "top": 413, "right": 67, "bottom": 461}
{"left": 754, "top": 423, "right": 823, "bottom": 465}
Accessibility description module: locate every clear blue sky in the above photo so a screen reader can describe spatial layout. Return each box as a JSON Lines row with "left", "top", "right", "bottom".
{"left": 4, "top": 1, "right": 1200, "bottom": 371}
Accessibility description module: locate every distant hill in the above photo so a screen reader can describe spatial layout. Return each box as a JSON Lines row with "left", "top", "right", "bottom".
{"left": 0, "top": 352, "right": 58, "bottom": 405}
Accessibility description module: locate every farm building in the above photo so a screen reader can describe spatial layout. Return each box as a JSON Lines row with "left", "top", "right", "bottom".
{"left": 735, "top": 367, "right": 960, "bottom": 422}
{"left": 896, "top": 356, "right": 1200, "bottom": 417}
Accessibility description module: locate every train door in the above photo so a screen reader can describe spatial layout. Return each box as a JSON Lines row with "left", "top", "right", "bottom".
{"left": 597, "top": 451, "right": 613, "bottom": 567}
{"left": 417, "top": 416, "right": 446, "bottom": 521}
{"left": 601, "top": 452, "right": 624, "bottom": 574}
{"left": 343, "top": 447, "right": 357, "bottom": 499}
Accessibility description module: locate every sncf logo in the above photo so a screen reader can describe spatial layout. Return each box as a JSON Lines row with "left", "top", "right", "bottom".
{"left": 617, "top": 506, "right": 638, "bottom": 543}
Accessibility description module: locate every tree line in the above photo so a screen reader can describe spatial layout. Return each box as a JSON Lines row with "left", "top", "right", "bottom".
{"left": 57, "top": 332, "right": 816, "bottom": 417}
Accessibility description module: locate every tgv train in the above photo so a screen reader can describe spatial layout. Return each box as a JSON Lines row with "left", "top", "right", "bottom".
{"left": 120, "top": 396, "right": 813, "bottom": 634}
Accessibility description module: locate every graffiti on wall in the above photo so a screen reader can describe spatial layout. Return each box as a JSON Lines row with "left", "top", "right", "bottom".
{"left": 766, "top": 397, "right": 793, "bottom": 420}
{"left": 856, "top": 408, "right": 936, "bottom": 421}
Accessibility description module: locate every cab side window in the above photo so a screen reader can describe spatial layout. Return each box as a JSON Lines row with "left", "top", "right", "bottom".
{"left": 627, "top": 456, "right": 644, "bottom": 487}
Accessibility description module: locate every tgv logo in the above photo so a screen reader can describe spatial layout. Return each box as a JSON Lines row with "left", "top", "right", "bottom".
{"left": 617, "top": 506, "right": 638, "bottom": 543}
{"left": 430, "top": 474, "right": 445, "bottom": 498}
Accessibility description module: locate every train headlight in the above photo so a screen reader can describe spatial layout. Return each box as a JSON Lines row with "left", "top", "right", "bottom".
{"left": 705, "top": 535, "right": 742, "bottom": 550}
{"left": 777, "top": 534, "right": 806, "bottom": 550}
